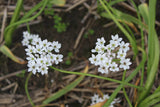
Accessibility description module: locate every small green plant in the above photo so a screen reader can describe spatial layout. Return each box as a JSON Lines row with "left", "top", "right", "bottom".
{"left": 65, "top": 51, "right": 73, "bottom": 65}
{"left": 53, "top": 15, "right": 69, "bottom": 33}
{"left": 44, "top": 3, "right": 54, "bottom": 16}
{"left": 44, "top": 3, "right": 69, "bottom": 33}
{"left": 83, "top": 29, "right": 94, "bottom": 38}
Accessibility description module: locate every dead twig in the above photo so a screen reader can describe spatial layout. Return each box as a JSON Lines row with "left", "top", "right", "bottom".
{"left": 1, "top": 82, "right": 17, "bottom": 91}
{"left": 73, "top": 27, "right": 85, "bottom": 49}
{"left": 0, "top": 70, "right": 24, "bottom": 82}
{"left": 0, "top": 8, "right": 7, "bottom": 43}
{"left": 65, "top": 0, "right": 87, "bottom": 12}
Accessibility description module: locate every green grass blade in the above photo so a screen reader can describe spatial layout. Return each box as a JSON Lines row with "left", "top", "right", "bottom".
{"left": 138, "top": 0, "right": 159, "bottom": 103}
{"left": 4, "top": 0, "right": 23, "bottom": 46}
{"left": 153, "top": 86, "right": 160, "bottom": 94}
{"left": 153, "top": 104, "right": 160, "bottom": 107}
{"left": 0, "top": 44, "right": 25, "bottom": 64}
{"left": 138, "top": 3, "right": 149, "bottom": 25}
{"left": 138, "top": 92, "right": 160, "bottom": 107}
{"left": 100, "top": 9, "right": 148, "bottom": 30}
{"left": 21, "top": 0, "right": 45, "bottom": 20}
{"left": 108, "top": 0, "right": 126, "bottom": 6}
{"left": 4, "top": 0, "right": 48, "bottom": 38}
{"left": 42, "top": 66, "right": 88, "bottom": 104}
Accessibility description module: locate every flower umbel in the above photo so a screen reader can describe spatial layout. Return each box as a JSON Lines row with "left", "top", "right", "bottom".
{"left": 22, "top": 31, "right": 63, "bottom": 75}
{"left": 90, "top": 93, "right": 120, "bottom": 107}
{"left": 89, "top": 34, "right": 132, "bottom": 74}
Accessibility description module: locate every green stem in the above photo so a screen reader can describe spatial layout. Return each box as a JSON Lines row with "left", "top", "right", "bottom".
{"left": 122, "top": 70, "right": 133, "bottom": 107}
{"left": 138, "top": 92, "right": 160, "bottom": 106}
{"left": 50, "top": 66, "right": 143, "bottom": 90}
{"left": 25, "top": 72, "right": 35, "bottom": 106}
{"left": 4, "top": 0, "right": 23, "bottom": 46}
{"left": 4, "top": 0, "right": 48, "bottom": 36}
{"left": 130, "top": 0, "right": 145, "bottom": 87}
{"left": 21, "top": 0, "right": 45, "bottom": 20}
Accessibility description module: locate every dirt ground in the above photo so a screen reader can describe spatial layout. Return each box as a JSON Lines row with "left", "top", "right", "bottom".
{"left": 0, "top": 0, "right": 160, "bottom": 107}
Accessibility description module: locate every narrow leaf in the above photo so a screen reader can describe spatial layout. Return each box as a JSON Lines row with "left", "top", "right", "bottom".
{"left": 138, "top": 3, "right": 149, "bottom": 25}
{"left": 50, "top": 0, "right": 66, "bottom": 6}
{"left": 0, "top": 45, "right": 26, "bottom": 64}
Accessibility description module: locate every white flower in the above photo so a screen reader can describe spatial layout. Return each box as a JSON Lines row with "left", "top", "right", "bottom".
{"left": 52, "top": 41, "right": 61, "bottom": 53}
{"left": 106, "top": 44, "right": 112, "bottom": 52}
{"left": 26, "top": 53, "right": 36, "bottom": 61}
{"left": 40, "top": 65, "right": 48, "bottom": 75}
{"left": 54, "top": 54, "right": 63, "bottom": 64}
{"left": 25, "top": 45, "right": 36, "bottom": 54}
{"left": 89, "top": 54, "right": 99, "bottom": 66}
{"left": 110, "top": 62, "right": 119, "bottom": 72}
{"left": 111, "top": 34, "right": 122, "bottom": 44}
{"left": 32, "top": 37, "right": 42, "bottom": 46}
{"left": 22, "top": 38, "right": 29, "bottom": 46}
{"left": 27, "top": 61, "right": 37, "bottom": 74}
{"left": 117, "top": 50, "right": 126, "bottom": 59}
{"left": 98, "top": 66, "right": 109, "bottom": 74}
{"left": 22, "top": 31, "right": 63, "bottom": 75}
{"left": 46, "top": 42, "right": 54, "bottom": 52}
{"left": 120, "top": 58, "right": 132, "bottom": 70}
{"left": 23, "top": 31, "right": 31, "bottom": 40}
{"left": 102, "top": 57, "right": 112, "bottom": 68}
{"left": 89, "top": 34, "right": 132, "bottom": 74}
{"left": 96, "top": 37, "right": 106, "bottom": 46}
{"left": 90, "top": 94, "right": 120, "bottom": 107}
{"left": 119, "top": 41, "right": 130, "bottom": 52}
{"left": 96, "top": 54, "right": 106, "bottom": 64}
{"left": 35, "top": 44, "right": 43, "bottom": 54}
{"left": 109, "top": 40, "right": 118, "bottom": 50}
{"left": 91, "top": 45, "right": 101, "bottom": 53}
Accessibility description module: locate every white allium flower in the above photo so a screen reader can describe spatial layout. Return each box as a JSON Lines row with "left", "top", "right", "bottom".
{"left": 119, "top": 41, "right": 130, "bottom": 52}
{"left": 117, "top": 50, "right": 126, "bottom": 59}
{"left": 25, "top": 45, "right": 36, "bottom": 54}
{"left": 109, "top": 40, "right": 119, "bottom": 50}
{"left": 106, "top": 44, "right": 112, "bottom": 52}
{"left": 98, "top": 66, "right": 108, "bottom": 74}
{"left": 40, "top": 65, "right": 48, "bottom": 75}
{"left": 89, "top": 54, "right": 99, "bottom": 65}
{"left": 96, "top": 37, "right": 106, "bottom": 46}
{"left": 27, "top": 61, "right": 37, "bottom": 74}
{"left": 22, "top": 31, "right": 63, "bottom": 75}
{"left": 110, "top": 62, "right": 119, "bottom": 72}
{"left": 91, "top": 45, "right": 101, "bottom": 53}
{"left": 26, "top": 53, "right": 36, "bottom": 61}
{"left": 52, "top": 41, "right": 61, "bottom": 53}
{"left": 54, "top": 54, "right": 63, "bottom": 64}
{"left": 32, "top": 37, "right": 42, "bottom": 46}
{"left": 90, "top": 93, "right": 120, "bottom": 107}
{"left": 111, "top": 34, "right": 122, "bottom": 44}
{"left": 120, "top": 58, "right": 132, "bottom": 70}
{"left": 22, "top": 38, "right": 29, "bottom": 46}
{"left": 89, "top": 34, "right": 132, "bottom": 74}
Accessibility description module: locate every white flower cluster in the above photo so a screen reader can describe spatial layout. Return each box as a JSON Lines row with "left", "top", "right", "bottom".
{"left": 22, "top": 31, "right": 63, "bottom": 75}
{"left": 89, "top": 34, "right": 132, "bottom": 74}
{"left": 91, "top": 94, "right": 120, "bottom": 107}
